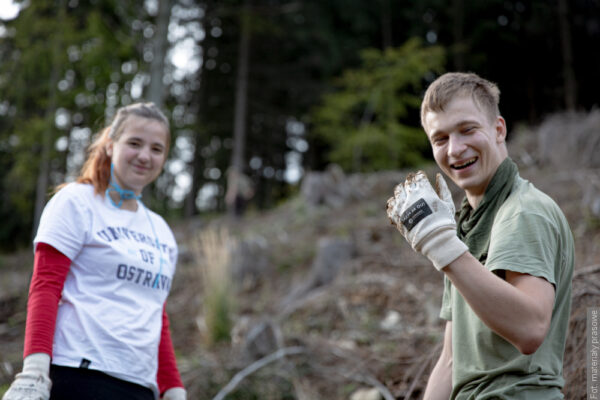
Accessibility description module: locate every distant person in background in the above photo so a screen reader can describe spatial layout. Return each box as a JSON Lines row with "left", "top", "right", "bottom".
{"left": 3, "top": 103, "right": 186, "bottom": 400}
{"left": 225, "top": 167, "right": 255, "bottom": 217}
{"left": 386, "top": 72, "right": 574, "bottom": 399}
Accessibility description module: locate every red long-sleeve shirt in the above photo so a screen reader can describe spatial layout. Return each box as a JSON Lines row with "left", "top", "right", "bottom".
{"left": 24, "top": 242, "right": 183, "bottom": 394}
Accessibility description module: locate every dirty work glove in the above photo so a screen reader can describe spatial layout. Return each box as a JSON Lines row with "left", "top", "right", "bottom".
{"left": 386, "top": 171, "right": 468, "bottom": 270}
{"left": 162, "top": 387, "right": 187, "bottom": 400}
{"left": 2, "top": 353, "right": 51, "bottom": 400}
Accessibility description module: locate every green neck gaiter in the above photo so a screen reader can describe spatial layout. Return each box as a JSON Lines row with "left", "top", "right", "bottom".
{"left": 457, "top": 157, "right": 518, "bottom": 263}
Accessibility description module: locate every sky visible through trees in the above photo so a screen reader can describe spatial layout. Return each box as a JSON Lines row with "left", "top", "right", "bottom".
{"left": 0, "top": 0, "right": 598, "bottom": 249}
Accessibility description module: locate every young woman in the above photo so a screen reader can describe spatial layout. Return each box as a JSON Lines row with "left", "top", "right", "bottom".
{"left": 3, "top": 103, "right": 186, "bottom": 400}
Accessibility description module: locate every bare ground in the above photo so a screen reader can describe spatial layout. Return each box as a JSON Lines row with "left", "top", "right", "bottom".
{"left": 1, "top": 122, "right": 599, "bottom": 399}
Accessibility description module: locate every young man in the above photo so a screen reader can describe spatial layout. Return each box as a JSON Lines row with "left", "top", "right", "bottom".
{"left": 386, "top": 72, "right": 574, "bottom": 399}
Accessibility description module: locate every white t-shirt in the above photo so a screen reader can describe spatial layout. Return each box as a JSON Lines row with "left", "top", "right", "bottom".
{"left": 34, "top": 183, "right": 178, "bottom": 397}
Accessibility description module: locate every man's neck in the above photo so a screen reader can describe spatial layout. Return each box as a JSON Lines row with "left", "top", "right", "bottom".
{"left": 464, "top": 155, "right": 511, "bottom": 209}
{"left": 466, "top": 192, "right": 484, "bottom": 209}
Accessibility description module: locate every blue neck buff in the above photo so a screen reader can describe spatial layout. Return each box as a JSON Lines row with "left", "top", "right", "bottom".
{"left": 105, "top": 163, "right": 163, "bottom": 287}
{"left": 105, "top": 163, "right": 142, "bottom": 208}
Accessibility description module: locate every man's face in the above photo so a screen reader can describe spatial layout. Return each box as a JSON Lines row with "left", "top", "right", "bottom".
{"left": 423, "top": 95, "right": 507, "bottom": 205}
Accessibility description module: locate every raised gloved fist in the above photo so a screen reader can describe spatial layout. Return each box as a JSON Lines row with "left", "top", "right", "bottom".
{"left": 386, "top": 171, "right": 468, "bottom": 270}
{"left": 162, "top": 387, "right": 187, "bottom": 400}
{"left": 2, "top": 354, "right": 51, "bottom": 400}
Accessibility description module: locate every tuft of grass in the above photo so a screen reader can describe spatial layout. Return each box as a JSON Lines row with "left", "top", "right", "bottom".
{"left": 195, "top": 227, "right": 236, "bottom": 346}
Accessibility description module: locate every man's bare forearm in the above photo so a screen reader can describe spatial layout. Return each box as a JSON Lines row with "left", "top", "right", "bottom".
{"left": 423, "top": 322, "right": 452, "bottom": 400}
{"left": 443, "top": 252, "right": 554, "bottom": 354}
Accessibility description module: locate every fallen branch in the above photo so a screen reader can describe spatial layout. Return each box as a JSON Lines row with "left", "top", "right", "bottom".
{"left": 212, "top": 346, "right": 305, "bottom": 400}
{"left": 572, "top": 288, "right": 600, "bottom": 298}
{"left": 573, "top": 264, "right": 600, "bottom": 278}
{"left": 404, "top": 342, "right": 441, "bottom": 399}
{"left": 332, "top": 367, "right": 396, "bottom": 400}
{"left": 329, "top": 347, "right": 394, "bottom": 400}
{"left": 362, "top": 374, "right": 396, "bottom": 400}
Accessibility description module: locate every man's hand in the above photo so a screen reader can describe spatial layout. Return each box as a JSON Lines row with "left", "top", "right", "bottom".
{"left": 163, "top": 387, "right": 187, "bottom": 400}
{"left": 2, "top": 353, "right": 51, "bottom": 400}
{"left": 386, "top": 171, "right": 468, "bottom": 270}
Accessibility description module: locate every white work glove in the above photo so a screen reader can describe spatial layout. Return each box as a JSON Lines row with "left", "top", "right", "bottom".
{"left": 162, "top": 387, "right": 187, "bottom": 400}
{"left": 2, "top": 353, "right": 51, "bottom": 400}
{"left": 386, "top": 171, "right": 468, "bottom": 270}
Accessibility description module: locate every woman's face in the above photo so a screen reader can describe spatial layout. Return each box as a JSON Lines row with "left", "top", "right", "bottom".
{"left": 106, "top": 115, "right": 169, "bottom": 195}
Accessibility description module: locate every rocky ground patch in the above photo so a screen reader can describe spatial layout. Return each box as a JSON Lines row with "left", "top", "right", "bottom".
{"left": 1, "top": 112, "right": 599, "bottom": 399}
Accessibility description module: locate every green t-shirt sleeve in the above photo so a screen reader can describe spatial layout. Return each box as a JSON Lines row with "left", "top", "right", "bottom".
{"left": 440, "top": 275, "right": 452, "bottom": 320}
{"left": 486, "top": 210, "right": 558, "bottom": 286}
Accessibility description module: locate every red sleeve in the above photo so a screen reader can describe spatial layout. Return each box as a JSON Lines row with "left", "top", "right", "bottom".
{"left": 157, "top": 305, "right": 184, "bottom": 394}
{"left": 24, "top": 242, "right": 71, "bottom": 358}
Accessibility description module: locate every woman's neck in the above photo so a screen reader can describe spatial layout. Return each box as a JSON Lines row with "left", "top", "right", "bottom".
{"left": 107, "top": 190, "right": 138, "bottom": 211}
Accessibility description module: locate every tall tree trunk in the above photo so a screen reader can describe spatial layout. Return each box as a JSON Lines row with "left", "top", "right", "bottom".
{"left": 452, "top": 0, "right": 465, "bottom": 71}
{"left": 557, "top": 0, "right": 576, "bottom": 111}
{"left": 148, "top": 0, "right": 171, "bottom": 108}
{"left": 228, "top": 0, "right": 251, "bottom": 215}
{"left": 380, "top": 0, "right": 392, "bottom": 49}
{"left": 184, "top": 107, "right": 205, "bottom": 218}
{"left": 145, "top": 0, "right": 171, "bottom": 207}
{"left": 183, "top": 2, "right": 211, "bottom": 218}
{"left": 527, "top": 75, "right": 537, "bottom": 124}
{"left": 32, "top": 3, "right": 64, "bottom": 239}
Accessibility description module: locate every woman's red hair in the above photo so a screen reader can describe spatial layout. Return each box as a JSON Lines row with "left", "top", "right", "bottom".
{"left": 76, "top": 126, "right": 113, "bottom": 195}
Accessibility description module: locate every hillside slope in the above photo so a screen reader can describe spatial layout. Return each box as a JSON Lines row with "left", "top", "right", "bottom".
{"left": 1, "top": 113, "right": 599, "bottom": 399}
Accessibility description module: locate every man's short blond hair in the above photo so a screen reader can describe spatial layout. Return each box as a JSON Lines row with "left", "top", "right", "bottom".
{"left": 420, "top": 72, "right": 501, "bottom": 129}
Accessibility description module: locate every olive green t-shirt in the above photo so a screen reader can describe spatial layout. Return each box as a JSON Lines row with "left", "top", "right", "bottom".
{"left": 440, "top": 175, "right": 574, "bottom": 399}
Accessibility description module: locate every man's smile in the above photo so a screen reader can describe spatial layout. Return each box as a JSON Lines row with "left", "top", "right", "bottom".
{"left": 451, "top": 157, "right": 478, "bottom": 170}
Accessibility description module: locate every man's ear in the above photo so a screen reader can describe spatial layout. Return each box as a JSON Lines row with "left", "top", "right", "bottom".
{"left": 495, "top": 116, "right": 507, "bottom": 144}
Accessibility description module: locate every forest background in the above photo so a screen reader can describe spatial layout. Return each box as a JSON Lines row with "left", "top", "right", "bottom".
{"left": 1, "top": 0, "right": 600, "bottom": 399}
{"left": 0, "top": 0, "right": 599, "bottom": 248}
